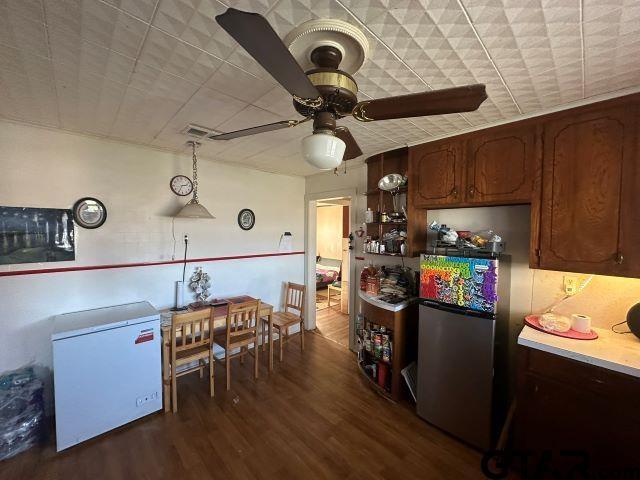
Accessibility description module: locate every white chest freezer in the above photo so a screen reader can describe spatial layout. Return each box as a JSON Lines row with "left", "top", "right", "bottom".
{"left": 52, "top": 301, "right": 162, "bottom": 451}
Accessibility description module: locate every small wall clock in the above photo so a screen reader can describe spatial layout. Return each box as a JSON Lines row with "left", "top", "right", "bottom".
{"left": 73, "top": 197, "right": 107, "bottom": 229}
{"left": 238, "top": 209, "right": 255, "bottom": 230}
{"left": 170, "top": 175, "right": 193, "bottom": 196}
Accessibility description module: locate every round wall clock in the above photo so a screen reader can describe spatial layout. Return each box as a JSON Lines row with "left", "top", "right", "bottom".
{"left": 238, "top": 209, "right": 255, "bottom": 230}
{"left": 73, "top": 197, "right": 107, "bottom": 229}
{"left": 170, "top": 175, "right": 193, "bottom": 196}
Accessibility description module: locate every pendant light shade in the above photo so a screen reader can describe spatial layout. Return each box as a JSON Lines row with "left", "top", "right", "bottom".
{"left": 175, "top": 141, "right": 215, "bottom": 219}
{"left": 175, "top": 199, "right": 214, "bottom": 218}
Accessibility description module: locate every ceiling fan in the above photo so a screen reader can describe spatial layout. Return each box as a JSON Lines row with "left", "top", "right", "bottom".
{"left": 210, "top": 8, "right": 488, "bottom": 170}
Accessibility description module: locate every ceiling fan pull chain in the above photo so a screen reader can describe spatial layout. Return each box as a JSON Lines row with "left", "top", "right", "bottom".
{"left": 293, "top": 95, "right": 324, "bottom": 108}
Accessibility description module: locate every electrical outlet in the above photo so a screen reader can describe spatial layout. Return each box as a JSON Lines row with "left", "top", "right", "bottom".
{"left": 564, "top": 276, "right": 578, "bottom": 295}
{"left": 136, "top": 391, "right": 158, "bottom": 407}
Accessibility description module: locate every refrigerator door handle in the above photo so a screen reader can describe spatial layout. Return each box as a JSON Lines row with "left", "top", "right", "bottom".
{"left": 421, "top": 301, "right": 495, "bottom": 319}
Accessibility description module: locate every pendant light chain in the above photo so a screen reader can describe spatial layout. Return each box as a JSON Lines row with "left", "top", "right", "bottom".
{"left": 191, "top": 141, "right": 199, "bottom": 203}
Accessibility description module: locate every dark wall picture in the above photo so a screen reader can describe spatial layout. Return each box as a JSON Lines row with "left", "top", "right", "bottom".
{"left": 0, "top": 207, "right": 75, "bottom": 265}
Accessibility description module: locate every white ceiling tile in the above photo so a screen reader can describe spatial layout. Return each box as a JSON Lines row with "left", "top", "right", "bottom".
{"left": 48, "top": 28, "right": 136, "bottom": 83}
{"left": 44, "top": 0, "right": 149, "bottom": 58}
{"left": 138, "top": 27, "right": 223, "bottom": 83}
{"left": 0, "top": 44, "right": 55, "bottom": 82}
{"left": 102, "top": 0, "right": 160, "bottom": 22}
{"left": 0, "top": 65, "right": 59, "bottom": 126}
{"left": 0, "top": 9, "right": 50, "bottom": 58}
{"left": 0, "top": 0, "right": 45, "bottom": 23}
{"left": 204, "top": 62, "right": 276, "bottom": 103}
{"left": 152, "top": 0, "right": 236, "bottom": 59}
{"left": 55, "top": 67, "right": 128, "bottom": 134}
{"left": 109, "top": 68, "right": 199, "bottom": 142}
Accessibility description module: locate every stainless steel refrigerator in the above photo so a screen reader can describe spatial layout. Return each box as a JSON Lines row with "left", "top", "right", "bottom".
{"left": 416, "top": 253, "right": 510, "bottom": 450}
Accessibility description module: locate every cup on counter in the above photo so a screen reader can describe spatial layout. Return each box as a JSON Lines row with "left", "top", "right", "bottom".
{"left": 571, "top": 314, "right": 592, "bottom": 333}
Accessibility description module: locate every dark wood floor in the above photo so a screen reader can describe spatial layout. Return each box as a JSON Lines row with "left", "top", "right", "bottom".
{"left": 0, "top": 334, "right": 488, "bottom": 480}
{"left": 315, "top": 307, "right": 349, "bottom": 348}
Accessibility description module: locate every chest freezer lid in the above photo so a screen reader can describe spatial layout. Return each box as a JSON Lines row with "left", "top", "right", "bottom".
{"left": 52, "top": 301, "right": 159, "bottom": 341}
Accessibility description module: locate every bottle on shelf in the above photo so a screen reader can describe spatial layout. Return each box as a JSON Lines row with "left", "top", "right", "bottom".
{"left": 365, "top": 208, "right": 374, "bottom": 224}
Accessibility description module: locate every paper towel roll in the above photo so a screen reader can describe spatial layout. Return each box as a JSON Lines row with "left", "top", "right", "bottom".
{"left": 571, "top": 313, "right": 592, "bottom": 333}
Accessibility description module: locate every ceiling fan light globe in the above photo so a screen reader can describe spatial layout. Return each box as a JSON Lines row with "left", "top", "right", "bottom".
{"left": 302, "top": 133, "right": 346, "bottom": 170}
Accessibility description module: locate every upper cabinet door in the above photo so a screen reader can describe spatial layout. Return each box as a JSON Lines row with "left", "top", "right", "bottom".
{"left": 466, "top": 125, "right": 536, "bottom": 204}
{"left": 409, "top": 140, "right": 463, "bottom": 208}
{"left": 539, "top": 106, "right": 638, "bottom": 276}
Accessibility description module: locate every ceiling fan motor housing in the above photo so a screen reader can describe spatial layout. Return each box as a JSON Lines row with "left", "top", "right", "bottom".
{"left": 294, "top": 47, "right": 359, "bottom": 117}
{"left": 285, "top": 19, "right": 368, "bottom": 118}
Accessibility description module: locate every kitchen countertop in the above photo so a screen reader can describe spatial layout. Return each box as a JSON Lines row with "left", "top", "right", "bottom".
{"left": 518, "top": 324, "right": 640, "bottom": 378}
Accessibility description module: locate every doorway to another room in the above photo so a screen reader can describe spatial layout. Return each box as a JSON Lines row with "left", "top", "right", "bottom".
{"left": 314, "top": 197, "right": 351, "bottom": 348}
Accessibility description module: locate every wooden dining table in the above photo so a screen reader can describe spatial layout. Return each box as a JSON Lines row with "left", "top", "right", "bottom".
{"left": 160, "top": 296, "right": 274, "bottom": 412}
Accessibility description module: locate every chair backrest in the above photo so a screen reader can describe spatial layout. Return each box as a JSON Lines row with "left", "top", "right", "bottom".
{"left": 284, "top": 282, "right": 305, "bottom": 319}
{"left": 171, "top": 308, "right": 214, "bottom": 354}
{"left": 225, "top": 299, "right": 261, "bottom": 345}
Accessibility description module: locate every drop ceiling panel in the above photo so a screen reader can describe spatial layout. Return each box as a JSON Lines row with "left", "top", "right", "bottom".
{"left": 0, "top": 10, "right": 50, "bottom": 57}
{"left": 44, "top": 0, "right": 149, "bottom": 58}
{"left": 138, "top": 27, "right": 223, "bottom": 84}
{"left": 55, "top": 67, "right": 128, "bottom": 133}
{"left": 152, "top": 0, "right": 236, "bottom": 59}
{"left": 0, "top": 0, "right": 639, "bottom": 176}
{"left": 48, "top": 28, "right": 136, "bottom": 83}
{"left": 102, "top": 0, "right": 159, "bottom": 22}
{"left": 204, "top": 61, "right": 276, "bottom": 103}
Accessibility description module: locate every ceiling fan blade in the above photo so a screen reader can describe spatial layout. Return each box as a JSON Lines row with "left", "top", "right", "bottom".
{"left": 215, "top": 8, "right": 320, "bottom": 101}
{"left": 334, "top": 127, "right": 363, "bottom": 160}
{"left": 352, "top": 84, "right": 487, "bottom": 122}
{"left": 209, "top": 119, "right": 307, "bottom": 140}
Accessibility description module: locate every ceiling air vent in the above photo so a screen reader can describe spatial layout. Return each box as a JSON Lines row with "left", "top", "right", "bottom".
{"left": 181, "top": 124, "right": 221, "bottom": 139}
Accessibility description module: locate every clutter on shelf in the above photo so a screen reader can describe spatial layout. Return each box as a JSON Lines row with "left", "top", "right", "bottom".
{"left": 359, "top": 264, "right": 416, "bottom": 305}
{"left": 364, "top": 228, "right": 407, "bottom": 255}
{"left": 428, "top": 220, "right": 506, "bottom": 254}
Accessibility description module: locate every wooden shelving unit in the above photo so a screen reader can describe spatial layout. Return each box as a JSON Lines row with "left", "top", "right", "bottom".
{"left": 364, "top": 148, "right": 423, "bottom": 257}
{"left": 357, "top": 292, "right": 418, "bottom": 401}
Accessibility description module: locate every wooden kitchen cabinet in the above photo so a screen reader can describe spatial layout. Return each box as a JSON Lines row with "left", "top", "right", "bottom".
{"left": 515, "top": 346, "right": 640, "bottom": 475}
{"left": 409, "top": 139, "right": 464, "bottom": 208}
{"left": 465, "top": 124, "right": 537, "bottom": 205}
{"left": 535, "top": 104, "right": 639, "bottom": 276}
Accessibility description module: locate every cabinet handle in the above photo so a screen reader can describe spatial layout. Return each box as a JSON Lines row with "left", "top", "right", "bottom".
{"left": 451, "top": 187, "right": 458, "bottom": 197}
{"left": 468, "top": 186, "right": 475, "bottom": 197}
{"left": 615, "top": 252, "right": 624, "bottom": 265}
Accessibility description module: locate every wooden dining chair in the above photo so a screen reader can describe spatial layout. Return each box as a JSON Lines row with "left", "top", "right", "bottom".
{"left": 170, "top": 308, "right": 215, "bottom": 413}
{"left": 213, "top": 299, "right": 261, "bottom": 390}
{"left": 262, "top": 282, "right": 305, "bottom": 362}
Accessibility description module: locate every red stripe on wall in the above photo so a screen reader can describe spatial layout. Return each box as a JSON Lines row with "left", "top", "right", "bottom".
{"left": 0, "top": 251, "right": 305, "bottom": 278}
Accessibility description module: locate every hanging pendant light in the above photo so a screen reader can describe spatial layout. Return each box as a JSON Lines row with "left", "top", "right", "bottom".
{"left": 175, "top": 141, "right": 215, "bottom": 219}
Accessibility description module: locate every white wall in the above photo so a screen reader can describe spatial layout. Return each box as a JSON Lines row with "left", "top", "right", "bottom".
{"left": 0, "top": 121, "right": 305, "bottom": 372}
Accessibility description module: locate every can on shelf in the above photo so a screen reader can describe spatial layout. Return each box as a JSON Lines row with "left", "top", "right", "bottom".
{"left": 382, "top": 334, "right": 391, "bottom": 362}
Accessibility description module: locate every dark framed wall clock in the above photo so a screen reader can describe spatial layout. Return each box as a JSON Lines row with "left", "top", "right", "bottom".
{"left": 170, "top": 175, "right": 193, "bottom": 196}
{"left": 73, "top": 197, "right": 107, "bottom": 229}
{"left": 238, "top": 209, "right": 255, "bottom": 230}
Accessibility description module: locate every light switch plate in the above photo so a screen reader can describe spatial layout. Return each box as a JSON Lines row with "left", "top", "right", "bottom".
{"left": 564, "top": 276, "right": 578, "bottom": 295}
